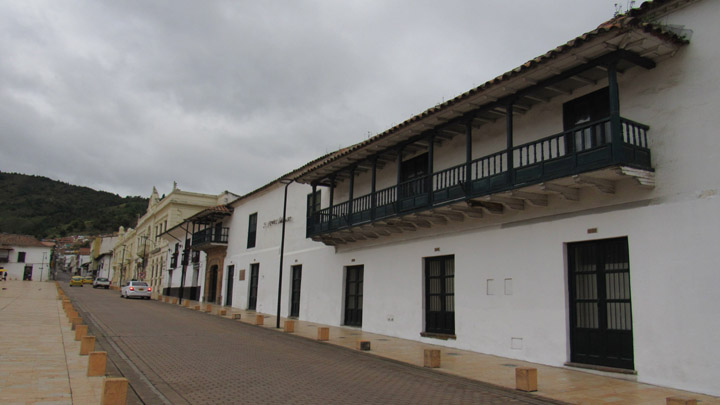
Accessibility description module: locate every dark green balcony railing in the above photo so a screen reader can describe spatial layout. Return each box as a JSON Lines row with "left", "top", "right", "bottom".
{"left": 191, "top": 227, "right": 229, "bottom": 245}
{"left": 308, "top": 117, "right": 650, "bottom": 237}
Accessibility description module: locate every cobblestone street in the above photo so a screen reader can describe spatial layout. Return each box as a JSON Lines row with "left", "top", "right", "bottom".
{"left": 63, "top": 285, "right": 559, "bottom": 404}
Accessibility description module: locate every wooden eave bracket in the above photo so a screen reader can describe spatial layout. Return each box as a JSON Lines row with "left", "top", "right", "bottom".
{"left": 539, "top": 183, "right": 580, "bottom": 201}
{"left": 508, "top": 191, "right": 549, "bottom": 207}
{"left": 430, "top": 209, "right": 466, "bottom": 222}
{"left": 482, "top": 195, "right": 525, "bottom": 211}
{"left": 573, "top": 175, "right": 616, "bottom": 194}
{"left": 467, "top": 199, "right": 504, "bottom": 215}
{"left": 447, "top": 205, "right": 484, "bottom": 218}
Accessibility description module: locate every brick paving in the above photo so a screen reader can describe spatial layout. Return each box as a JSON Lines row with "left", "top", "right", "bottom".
{"left": 65, "top": 286, "right": 561, "bottom": 404}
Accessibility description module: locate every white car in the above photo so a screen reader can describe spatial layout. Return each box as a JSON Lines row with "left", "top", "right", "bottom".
{"left": 93, "top": 277, "right": 111, "bottom": 289}
{"left": 120, "top": 280, "right": 152, "bottom": 299}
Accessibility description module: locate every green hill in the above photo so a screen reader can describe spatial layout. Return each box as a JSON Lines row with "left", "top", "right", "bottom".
{"left": 0, "top": 172, "right": 148, "bottom": 239}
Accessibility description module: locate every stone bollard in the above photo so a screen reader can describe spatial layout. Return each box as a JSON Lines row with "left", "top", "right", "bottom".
{"left": 205, "top": 304, "right": 213, "bottom": 313}
{"left": 102, "top": 377, "right": 129, "bottom": 405}
{"left": 231, "top": 313, "right": 242, "bottom": 320}
{"left": 80, "top": 336, "right": 96, "bottom": 355}
{"left": 194, "top": 305, "right": 201, "bottom": 310}
{"left": 172, "top": 298, "right": 178, "bottom": 305}
{"left": 255, "top": 315, "right": 264, "bottom": 326}
{"left": 356, "top": 340, "right": 371, "bottom": 351}
{"left": 183, "top": 301, "right": 190, "bottom": 307}
{"left": 284, "top": 320, "right": 295, "bottom": 333}
{"left": 317, "top": 327, "right": 329, "bottom": 341}
{"left": 75, "top": 325, "right": 88, "bottom": 341}
{"left": 87, "top": 351, "right": 107, "bottom": 377}
{"left": 515, "top": 367, "right": 538, "bottom": 392}
{"left": 424, "top": 349, "right": 441, "bottom": 368}
{"left": 219, "top": 309, "right": 227, "bottom": 316}
{"left": 667, "top": 398, "right": 698, "bottom": 405}
{"left": 70, "top": 317, "right": 83, "bottom": 330}
{"left": 164, "top": 297, "right": 169, "bottom": 303}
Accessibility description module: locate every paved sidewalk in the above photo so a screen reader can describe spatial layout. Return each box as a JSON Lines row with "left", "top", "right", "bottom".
{"left": 167, "top": 297, "right": 720, "bottom": 405}
{"left": 0, "top": 280, "right": 102, "bottom": 404}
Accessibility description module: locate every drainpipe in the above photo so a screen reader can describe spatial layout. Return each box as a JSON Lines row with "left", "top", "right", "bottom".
{"left": 276, "top": 179, "right": 293, "bottom": 328}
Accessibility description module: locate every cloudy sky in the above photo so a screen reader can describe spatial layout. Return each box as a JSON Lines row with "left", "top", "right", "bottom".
{"left": 0, "top": 0, "right": 622, "bottom": 198}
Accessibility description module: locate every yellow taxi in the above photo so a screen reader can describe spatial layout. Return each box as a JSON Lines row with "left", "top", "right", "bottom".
{"left": 70, "top": 276, "right": 84, "bottom": 287}
{"left": 83, "top": 276, "right": 94, "bottom": 285}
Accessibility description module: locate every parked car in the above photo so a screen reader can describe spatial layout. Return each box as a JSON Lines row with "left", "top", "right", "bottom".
{"left": 121, "top": 280, "right": 152, "bottom": 299}
{"left": 69, "top": 276, "right": 84, "bottom": 287}
{"left": 83, "top": 276, "right": 94, "bottom": 284}
{"left": 93, "top": 277, "right": 111, "bottom": 289}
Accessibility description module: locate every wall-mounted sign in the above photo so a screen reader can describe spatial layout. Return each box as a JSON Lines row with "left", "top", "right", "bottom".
{"left": 263, "top": 216, "right": 292, "bottom": 229}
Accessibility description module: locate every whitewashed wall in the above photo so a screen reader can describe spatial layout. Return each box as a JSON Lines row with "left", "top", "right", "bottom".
{"left": 2, "top": 246, "right": 52, "bottom": 281}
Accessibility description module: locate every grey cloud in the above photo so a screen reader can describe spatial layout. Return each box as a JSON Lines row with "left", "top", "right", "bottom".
{"left": 0, "top": 0, "right": 616, "bottom": 197}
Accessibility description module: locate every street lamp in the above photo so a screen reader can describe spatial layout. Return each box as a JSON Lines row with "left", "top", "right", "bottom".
{"left": 276, "top": 178, "right": 293, "bottom": 329}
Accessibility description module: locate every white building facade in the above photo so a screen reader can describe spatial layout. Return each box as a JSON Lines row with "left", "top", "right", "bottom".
{"left": 0, "top": 234, "right": 53, "bottom": 281}
{"left": 198, "top": 0, "right": 718, "bottom": 397}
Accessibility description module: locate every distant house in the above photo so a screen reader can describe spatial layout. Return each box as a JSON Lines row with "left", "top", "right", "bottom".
{"left": 90, "top": 234, "right": 118, "bottom": 280}
{"left": 0, "top": 233, "right": 53, "bottom": 281}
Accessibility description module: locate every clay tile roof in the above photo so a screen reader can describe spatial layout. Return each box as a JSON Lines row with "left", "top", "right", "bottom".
{"left": 0, "top": 233, "right": 48, "bottom": 248}
{"left": 290, "top": 1, "right": 689, "bottom": 182}
{"left": 187, "top": 205, "right": 234, "bottom": 222}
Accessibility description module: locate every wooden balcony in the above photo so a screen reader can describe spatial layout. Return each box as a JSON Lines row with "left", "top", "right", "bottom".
{"left": 307, "top": 117, "right": 652, "bottom": 244}
{"left": 191, "top": 227, "right": 229, "bottom": 250}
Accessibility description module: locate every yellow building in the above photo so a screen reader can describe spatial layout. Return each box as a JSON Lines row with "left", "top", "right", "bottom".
{"left": 111, "top": 184, "right": 238, "bottom": 297}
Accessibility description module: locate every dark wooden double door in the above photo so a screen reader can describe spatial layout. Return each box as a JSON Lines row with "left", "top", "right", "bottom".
{"left": 569, "top": 237, "right": 634, "bottom": 370}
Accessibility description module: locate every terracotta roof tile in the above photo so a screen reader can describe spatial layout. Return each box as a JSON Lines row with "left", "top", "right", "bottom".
{"left": 0, "top": 233, "right": 48, "bottom": 248}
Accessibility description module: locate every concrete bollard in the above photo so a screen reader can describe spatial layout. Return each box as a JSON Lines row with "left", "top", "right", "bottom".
{"left": 75, "top": 324, "right": 88, "bottom": 341}
{"left": 356, "top": 340, "right": 371, "bottom": 351}
{"left": 667, "top": 398, "right": 698, "bottom": 405}
{"left": 87, "top": 351, "right": 107, "bottom": 377}
{"left": 255, "top": 315, "right": 264, "bottom": 326}
{"left": 284, "top": 320, "right": 295, "bottom": 333}
{"left": 183, "top": 301, "right": 190, "bottom": 307}
{"left": 70, "top": 317, "right": 82, "bottom": 330}
{"left": 205, "top": 304, "right": 213, "bottom": 313}
{"left": 317, "top": 327, "right": 329, "bottom": 341}
{"left": 164, "top": 297, "right": 169, "bottom": 303}
{"left": 80, "top": 336, "right": 96, "bottom": 355}
{"left": 231, "top": 313, "right": 242, "bottom": 320}
{"left": 101, "top": 377, "right": 128, "bottom": 405}
{"left": 219, "top": 309, "right": 227, "bottom": 316}
{"left": 515, "top": 367, "right": 538, "bottom": 392}
{"left": 172, "top": 298, "right": 178, "bottom": 305}
{"left": 424, "top": 349, "right": 441, "bottom": 368}
{"left": 194, "top": 305, "right": 201, "bottom": 310}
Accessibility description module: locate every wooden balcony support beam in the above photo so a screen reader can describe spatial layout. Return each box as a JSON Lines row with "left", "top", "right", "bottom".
{"left": 509, "top": 191, "right": 549, "bottom": 207}
{"left": 447, "top": 205, "right": 484, "bottom": 218}
{"left": 400, "top": 217, "right": 433, "bottom": 228}
{"left": 540, "top": 183, "right": 579, "bottom": 201}
{"left": 413, "top": 213, "right": 449, "bottom": 225}
{"left": 482, "top": 195, "right": 525, "bottom": 211}
{"left": 360, "top": 225, "right": 391, "bottom": 237}
{"left": 383, "top": 220, "right": 418, "bottom": 231}
{"left": 368, "top": 223, "right": 403, "bottom": 234}
{"left": 573, "top": 175, "right": 616, "bottom": 194}
{"left": 430, "top": 209, "right": 466, "bottom": 222}
{"left": 467, "top": 200, "right": 504, "bottom": 215}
